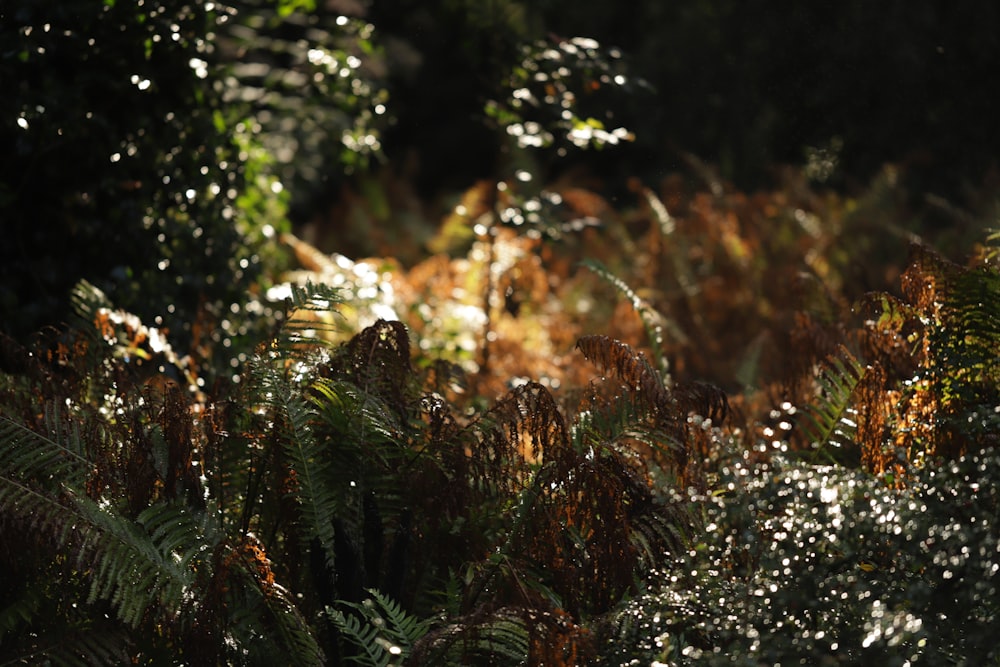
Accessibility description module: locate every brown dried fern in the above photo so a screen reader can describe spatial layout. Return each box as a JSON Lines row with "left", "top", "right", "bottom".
{"left": 575, "top": 334, "right": 670, "bottom": 413}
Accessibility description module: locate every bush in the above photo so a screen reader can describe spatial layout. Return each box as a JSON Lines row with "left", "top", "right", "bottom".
{"left": 0, "top": 0, "right": 255, "bottom": 360}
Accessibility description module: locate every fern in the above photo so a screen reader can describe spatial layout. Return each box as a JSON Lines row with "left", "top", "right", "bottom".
{"left": 801, "top": 346, "right": 866, "bottom": 464}
{"left": 0, "top": 415, "right": 204, "bottom": 628}
{"left": 245, "top": 343, "right": 341, "bottom": 576}
{"left": 253, "top": 577, "right": 327, "bottom": 666}
{"left": 75, "top": 499, "right": 202, "bottom": 627}
{"left": 309, "top": 375, "right": 409, "bottom": 525}
{"left": 410, "top": 608, "right": 531, "bottom": 666}
{"left": 917, "top": 247, "right": 1000, "bottom": 401}
{"left": 240, "top": 282, "right": 346, "bottom": 568}
{"left": 1, "top": 322, "right": 328, "bottom": 664}
{"left": 0, "top": 406, "right": 90, "bottom": 495}
{"left": 330, "top": 605, "right": 390, "bottom": 667}
{"left": 328, "top": 588, "right": 433, "bottom": 667}
{"left": 575, "top": 334, "right": 727, "bottom": 432}
{"left": 581, "top": 258, "right": 683, "bottom": 381}
{"left": 858, "top": 245, "right": 1000, "bottom": 464}
{"left": 468, "top": 612, "right": 532, "bottom": 665}
{"left": 311, "top": 378, "right": 404, "bottom": 449}
{"left": 284, "top": 391, "right": 340, "bottom": 567}
{"left": 278, "top": 280, "right": 345, "bottom": 345}
{"left": 576, "top": 334, "right": 672, "bottom": 413}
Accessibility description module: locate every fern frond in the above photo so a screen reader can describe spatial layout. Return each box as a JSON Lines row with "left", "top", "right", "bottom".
{"left": 284, "top": 280, "right": 344, "bottom": 313}
{"left": 0, "top": 486, "right": 206, "bottom": 631}
{"left": 982, "top": 227, "right": 1000, "bottom": 264}
{"left": 328, "top": 588, "right": 433, "bottom": 667}
{"left": 279, "top": 280, "right": 344, "bottom": 344}
{"left": 801, "top": 346, "right": 866, "bottom": 463}
{"left": 309, "top": 375, "right": 410, "bottom": 531}
{"left": 630, "top": 502, "right": 692, "bottom": 567}
{"left": 311, "top": 378, "right": 404, "bottom": 448}
{"left": 334, "top": 319, "right": 413, "bottom": 421}
{"left": 257, "top": 582, "right": 326, "bottom": 666}
{"left": 581, "top": 258, "right": 685, "bottom": 378}
{"left": 892, "top": 244, "right": 1000, "bottom": 458}
{"left": 68, "top": 279, "right": 154, "bottom": 371}
{"left": 674, "top": 380, "right": 731, "bottom": 425}
{"left": 244, "top": 335, "right": 344, "bottom": 568}
{"left": 0, "top": 406, "right": 90, "bottom": 492}
{"left": 219, "top": 537, "right": 326, "bottom": 666}
{"left": 409, "top": 607, "right": 530, "bottom": 667}
{"left": 569, "top": 392, "right": 682, "bottom": 464}
{"left": 0, "top": 404, "right": 103, "bottom": 545}
{"left": 329, "top": 605, "right": 389, "bottom": 667}
{"left": 576, "top": 334, "right": 672, "bottom": 415}
{"left": 928, "top": 253, "right": 1000, "bottom": 388}
{"left": 75, "top": 499, "right": 203, "bottom": 627}
{"left": 470, "top": 611, "right": 531, "bottom": 665}
{"left": 364, "top": 588, "right": 434, "bottom": 649}
{"left": 278, "top": 389, "right": 340, "bottom": 569}
{"left": 472, "top": 381, "right": 570, "bottom": 492}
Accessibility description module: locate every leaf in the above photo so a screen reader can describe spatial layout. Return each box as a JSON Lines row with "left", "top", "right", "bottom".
{"left": 576, "top": 334, "right": 671, "bottom": 413}
{"left": 580, "top": 259, "right": 686, "bottom": 377}
{"left": 328, "top": 589, "right": 431, "bottom": 667}
{"left": 279, "top": 280, "right": 345, "bottom": 344}
{"left": 801, "top": 346, "right": 867, "bottom": 461}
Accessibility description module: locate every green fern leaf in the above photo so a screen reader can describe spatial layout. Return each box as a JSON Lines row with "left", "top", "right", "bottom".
{"left": 279, "top": 390, "right": 340, "bottom": 568}
{"left": 246, "top": 348, "right": 340, "bottom": 568}
{"left": 329, "top": 588, "right": 433, "bottom": 667}
{"left": 410, "top": 608, "right": 530, "bottom": 666}
{"left": 366, "top": 588, "right": 434, "bottom": 649}
{"left": 311, "top": 378, "right": 404, "bottom": 447}
{"left": 329, "top": 605, "right": 391, "bottom": 667}
{"left": 74, "top": 498, "right": 201, "bottom": 627}
{"left": 0, "top": 406, "right": 90, "bottom": 490}
{"left": 801, "top": 347, "right": 866, "bottom": 461}
{"left": 279, "top": 280, "right": 344, "bottom": 343}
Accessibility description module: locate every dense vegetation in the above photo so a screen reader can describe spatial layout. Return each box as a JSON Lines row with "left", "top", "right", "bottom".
{"left": 2, "top": 0, "right": 999, "bottom": 665}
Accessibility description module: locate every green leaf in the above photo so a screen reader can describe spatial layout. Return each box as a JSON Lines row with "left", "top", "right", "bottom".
{"left": 801, "top": 347, "right": 867, "bottom": 461}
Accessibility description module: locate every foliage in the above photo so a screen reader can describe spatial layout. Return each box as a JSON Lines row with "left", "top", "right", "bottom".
{"left": 826, "top": 244, "right": 1000, "bottom": 478}
{"left": 597, "top": 450, "right": 1000, "bottom": 665}
{"left": 485, "top": 36, "right": 639, "bottom": 157}
{"left": 271, "top": 162, "right": 997, "bottom": 664}
{"left": 0, "top": 0, "right": 392, "bottom": 382}
{"left": 0, "top": 284, "right": 327, "bottom": 665}
{"left": 220, "top": 0, "right": 391, "bottom": 214}
{"left": 0, "top": 265, "right": 728, "bottom": 663}
{"left": 328, "top": 588, "right": 433, "bottom": 667}
{"left": 799, "top": 346, "right": 866, "bottom": 465}
{"left": 3, "top": 2, "right": 1000, "bottom": 662}
{"left": 591, "top": 230, "right": 1000, "bottom": 664}
{"left": 0, "top": 0, "right": 262, "bottom": 366}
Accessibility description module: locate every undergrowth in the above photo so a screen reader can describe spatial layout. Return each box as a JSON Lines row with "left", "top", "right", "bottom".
{"left": 2, "top": 166, "right": 999, "bottom": 665}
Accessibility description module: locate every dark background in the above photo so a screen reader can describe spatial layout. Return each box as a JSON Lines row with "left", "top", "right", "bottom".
{"left": 371, "top": 0, "right": 998, "bottom": 195}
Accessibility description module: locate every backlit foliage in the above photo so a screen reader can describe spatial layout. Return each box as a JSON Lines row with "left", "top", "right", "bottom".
{"left": 486, "top": 36, "right": 639, "bottom": 154}
{"left": 4, "top": 150, "right": 999, "bottom": 664}
{"left": 236, "top": 162, "right": 997, "bottom": 664}
{"left": 4, "top": 11, "right": 1000, "bottom": 648}
{"left": 4, "top": 0, "right": 1000, "bottom": 662}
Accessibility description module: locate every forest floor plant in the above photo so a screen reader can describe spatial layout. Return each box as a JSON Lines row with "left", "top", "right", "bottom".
{"left": 2, "top": 166, "right": 999, "bottom": 665}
